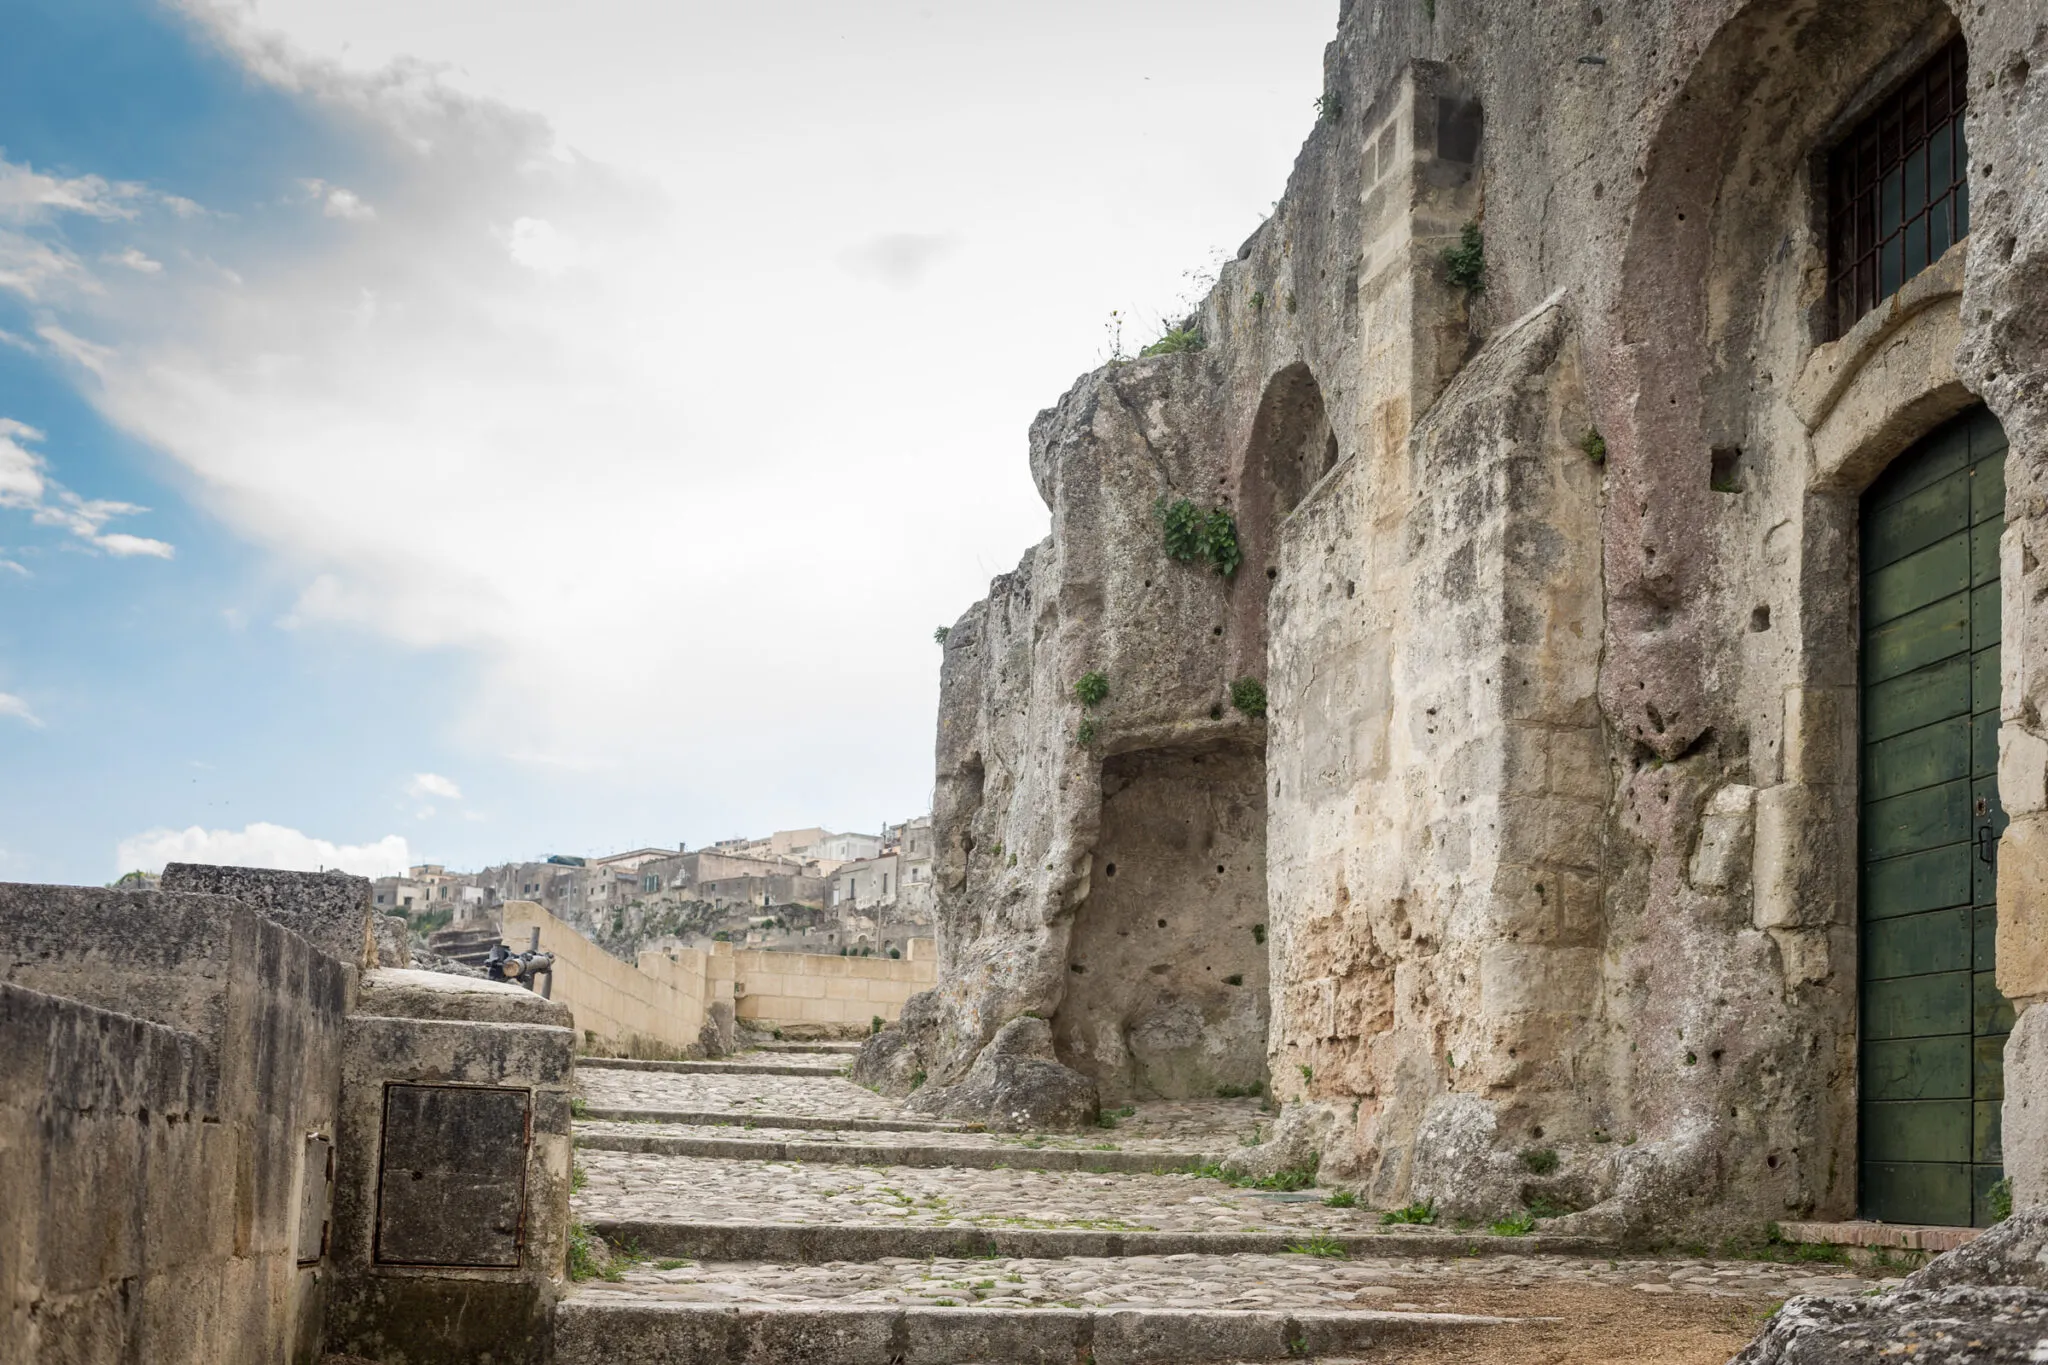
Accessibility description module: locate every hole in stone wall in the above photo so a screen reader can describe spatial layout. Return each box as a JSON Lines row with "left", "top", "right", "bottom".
{"left": 1711, "top": 446, "right": 1745, "bottom": 492}
{"left": 1105, "top": 863, "right": 1117, "bottom": 878}
{"left": 1750, "top": 605, "right": 1772, "bottom": 632}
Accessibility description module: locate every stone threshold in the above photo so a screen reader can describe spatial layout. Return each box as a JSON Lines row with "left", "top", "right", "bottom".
{"left": 577, "top": 1106, "right": 973, "bottom": 1133}
{"left": 1776, "top": 1220, "right": 1983, "bottom": 1253}
{"left": 577, "top": 1056, "right": 848, "bottom": 1078}
{"left": 553, "top": 1298, "right": 1520, "bottom": 1365}
{"left": 587, "top": 1219, "right": 1621, "bottom": 1265}
{"left": 573, "top": 1129, "right": 1214, "bottom": 1174}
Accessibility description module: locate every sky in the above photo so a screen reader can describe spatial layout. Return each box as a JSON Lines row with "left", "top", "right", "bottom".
{"left": 0, "top": 0, "right": 1335, "bottom": 885}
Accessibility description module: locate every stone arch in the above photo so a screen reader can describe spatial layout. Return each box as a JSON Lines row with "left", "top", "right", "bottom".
{"left": 1593, "top": 0, "right": 1963, "bottom": 759}
{"left": 1233, "top": 363, "right": 1338, "bottom": 668}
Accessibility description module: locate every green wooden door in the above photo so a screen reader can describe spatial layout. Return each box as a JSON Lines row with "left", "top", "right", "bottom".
{"left": 1860, "top": 405, "right": 2013, "bottom": 1227}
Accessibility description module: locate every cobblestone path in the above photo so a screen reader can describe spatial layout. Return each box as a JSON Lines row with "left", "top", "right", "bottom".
{"left": 559, "top": 1050, "right": 1902, "bottom": 1363}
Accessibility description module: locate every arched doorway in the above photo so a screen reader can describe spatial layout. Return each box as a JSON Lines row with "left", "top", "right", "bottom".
{"left": 1860, "top": 405, "right": 2014, "bottom": 1226}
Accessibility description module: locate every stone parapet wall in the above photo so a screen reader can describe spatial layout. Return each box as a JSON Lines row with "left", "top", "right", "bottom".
{"left": 734, "top": 944, "right": 935, "bottom": 1029}
{"left": 502, "top": 900, "right": 725, "bottom": 1056}
{"left": 0, "top": 884, "right": 350, "bottom": 1365}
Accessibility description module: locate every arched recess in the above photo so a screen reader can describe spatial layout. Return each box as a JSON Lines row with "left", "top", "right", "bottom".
{"left": 1592, "top": 0, "right": 1961, "bottom": 759}
{"left": 1234, "top": 363, "right": 1338, "bottom": 661}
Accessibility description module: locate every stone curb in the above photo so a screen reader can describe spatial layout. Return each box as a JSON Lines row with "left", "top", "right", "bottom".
{"left": 578, "top": 1107, "right": 972, "bottom": 1133}
{"left": 577, "top": 1057, "right": 848, "bottom": 1077}
{"left": 574, "top": 1129, "right": 1214, "bottom": 1174}
{"left": 553, "top": 1299, "right": 1514, "bottom": 1364}
{"left": 587, "top": 1220, "right": 1620, "bottom": 1264}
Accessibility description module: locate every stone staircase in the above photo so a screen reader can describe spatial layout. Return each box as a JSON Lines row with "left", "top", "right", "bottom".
{"left": 425, "top": 920, "right": 505, "bottom": 969}
{"left": 557, "top": 1056, "right": 1903, "bottom": 1364}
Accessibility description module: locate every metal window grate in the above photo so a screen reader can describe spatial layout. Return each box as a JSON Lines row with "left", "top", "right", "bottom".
{"left": 1827, "top": 37, "right": 1970, "bottom": 337}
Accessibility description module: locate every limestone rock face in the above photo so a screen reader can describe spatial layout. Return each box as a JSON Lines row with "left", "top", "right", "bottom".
{"left": 887, "top": 0, "right": 2048, "bottom": 1233}
{"left": 1732, "top": 1211, "right": 2048, "bottom": 1362}
{"left": 903, "top": 1016, "right": 1099, "bottom": 1132}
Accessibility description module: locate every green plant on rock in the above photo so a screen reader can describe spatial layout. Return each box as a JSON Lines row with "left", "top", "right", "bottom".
{"left": 1381, "top": 1200, "right": 1437, "bottom": 1226}
{"left": 1076, "top": 718, "right": 1098, "bottom": 748}
{"left": 1313, "top": 90, "right": 1344, "bottom": 124}
{"left": 909, "top": 1069, "right": 928, "bottom": 1091}
{"left": 1443, "top": 221, "right": 1485, "bottom": 292}
{"left": 1324, "top": 1190, "right": 1358, "bottom": 1209}
{"left": 1074, "top": 671, "right": 1110, "bottom": 707}
{"left": 1154, "top": 496, "right": 1241, "bottom": 578}
{"left": 1991, "top": 1177, "right": 2014, "bottom": 1223}
{"left": 1140, "top": 325, "right": 1205, "bottom": 357}
{"left": 871, "top": 1015, "right": 884, "bottom": 1035}
{"left": 1519, "top": 1147, "right": 1559, "bottom": 1175}
{"left": 1491, "top": 1210, "right": 1538, "bottom": 1236}
{"left": 933, "top": 625, "right": 950, "bottom": 644}
{"left": 1251, "top": 290, "right": 1266, "bottom": 310}
{"left": 1286, "top": 1234, "right": 1347, "bottom": 1258}
{"left": 1581, "top": 429, "right": 1607, "bottom": 465}
{"left": 1230, "top": 677, "right": 1268, "bottom": 720}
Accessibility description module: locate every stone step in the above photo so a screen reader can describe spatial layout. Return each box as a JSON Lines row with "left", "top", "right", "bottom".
{"left": 579, "top": 1106, "right": 974, "bottom": 1133}
{"left": 575, "top": 1126, "right": 1214, "bottom": 1174}
{"left": 553, "top": 1298, "right": 1513, "bottom": 1365}
{"left": 578, "top": 1056, "right": 848, "bottom": 1078}
{"left": 748, "top": 1040, "right": 864, "bottom": 1054}
{"left": 581, "top": 1219, "right": 1618, "bottom": 1265}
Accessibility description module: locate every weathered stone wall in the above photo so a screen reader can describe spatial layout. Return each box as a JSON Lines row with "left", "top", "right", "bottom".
{"left": 0, "top": 885, "right": 349, "bottom": 1365}
{"left": 867, "top": 0, "right": 2048, "bottom": 1235}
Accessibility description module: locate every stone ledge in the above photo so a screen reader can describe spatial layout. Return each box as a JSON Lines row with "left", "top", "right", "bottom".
{"left": 586, "top": 1220, "right": 1620, "bottom": 1265}
{"left": 553, "top": 1299, "right": 1520, "bottom": 1365}
{"left": 579, "top": 1056, "right": 847, "bottom": 1078}
{"left": 1777, "top": 1220, "right": 1983, "bottom": 1253}
{"left": 573, "top": 1130, "right": 1212, "bottom": 1174}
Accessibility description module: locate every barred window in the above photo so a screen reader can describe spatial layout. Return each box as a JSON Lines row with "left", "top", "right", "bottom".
{"left": 1827, "top": 37, "right": 1970, "bottom": 337}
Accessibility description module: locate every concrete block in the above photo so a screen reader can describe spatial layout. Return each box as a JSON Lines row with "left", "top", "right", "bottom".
{"left": 1689, "top": 783, "right": 1757, "bottom": 892}
{"left": 2005, "top": 1004, "right": 2048, "bottom": 1211}
{"left": 2004, "top": 726, "right": 2048, "bottom": 819}
{"left": 1781, "top": 688, "right": 1857, "bottom": 787}
{"left": 1753, "top": 783, "right": 1851, "bottom": 928}
{"left": 160, "top": 862, "right": 376, "bottom": 971}
{"left": 2000, "top": 813, "right": 2048, "bottom": 1004}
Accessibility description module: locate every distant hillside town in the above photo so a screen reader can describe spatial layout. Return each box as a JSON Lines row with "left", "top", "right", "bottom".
{"left": 371, "top": 816, "right": 935, "bottom": 964}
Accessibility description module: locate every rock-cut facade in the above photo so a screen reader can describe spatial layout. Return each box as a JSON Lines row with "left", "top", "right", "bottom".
{"left": 858, "top": 0, "right": 2048, "bottom": 1239}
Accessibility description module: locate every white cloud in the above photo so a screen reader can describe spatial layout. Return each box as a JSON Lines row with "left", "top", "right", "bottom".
{"left": 94, "top": 532, "right": 177, "bottom": 559}
{"left": 406, "top": 772, "right": 462, "bottom": 801}
{"left": 0, "top": 692, "right": 40, "bottom": 727}
{"left": 505, "top": 216, "right": 577, "bottom": 274}
{"left": 840, "top": 232, "right": 960, "bottom": 289}
{"left": 0, "top": 160, "right": 146, "bottom": 223}
{"left": 115, "top": 821, "right": 412, "bottom": 877}
{"left": 13, "top": 0, "right": 1330, "bottom": 836}
{"left": 299, "top": 178, "right": 376, "bottom": 220}
{"left": 0, "top": 416, "right": 174, "bottom": 558}
{"left": 106, "top": 248, "right": 164, "bottom": 275}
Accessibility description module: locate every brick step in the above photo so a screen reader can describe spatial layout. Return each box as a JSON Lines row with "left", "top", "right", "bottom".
{"left": 580, "top": 1219, "right": 1616, "bottom": 1265}
{"left": 577, "top": 1106, "right": 973, "bottom": 1134}
{"left": 578, "top": 1056, "right": 848, "bottom": 1078}
{"left": 552, "top": 1298, "right": 1515, "bottom": 1365}
{"left": 575, "top": 1126, "right": 1214, "bottom": 1175}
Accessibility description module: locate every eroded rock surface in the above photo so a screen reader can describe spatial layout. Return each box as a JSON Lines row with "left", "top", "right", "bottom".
{"left": 1732, "top": 1210, "right": 2048, "bottom": 1363}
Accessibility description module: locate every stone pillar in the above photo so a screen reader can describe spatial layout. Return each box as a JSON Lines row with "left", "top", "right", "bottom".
{"left": 323, "top": 969, "right": 575, "bottom": 1365}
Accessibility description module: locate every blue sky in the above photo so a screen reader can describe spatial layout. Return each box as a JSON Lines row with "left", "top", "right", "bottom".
{"left": 0, "top": 0, "right": 1332, "bottom": 885}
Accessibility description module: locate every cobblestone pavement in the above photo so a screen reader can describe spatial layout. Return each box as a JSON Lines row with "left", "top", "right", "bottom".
{"left": 576, "top": 1069, "right": 1273, "bottom": 1152}
{"left": 578, "top": 1069, "right": 906, "bottom": 1119}
{"left": 580, "top": 1151, "right": 1411, "bottom": 1233}
{"left": 575, "top": 1118, "right": 1222, "bottom": 1159}
{"left": 573, "top": 1250, "right": 1900, "bottom": 1311}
